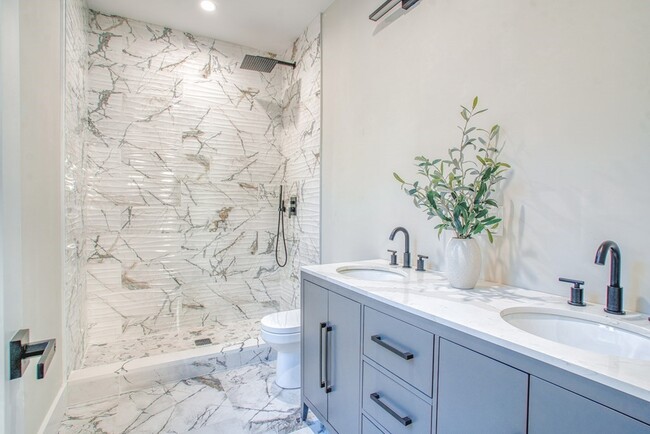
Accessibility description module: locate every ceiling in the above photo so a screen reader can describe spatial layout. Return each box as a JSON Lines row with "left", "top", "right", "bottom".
{"left": 86, "top": 0, "right": 335, "bottom": 53}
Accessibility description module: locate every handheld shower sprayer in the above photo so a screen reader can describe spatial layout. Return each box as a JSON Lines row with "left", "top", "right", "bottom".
{"left": 275, "top": 186, "right": 288, "bottom": 267}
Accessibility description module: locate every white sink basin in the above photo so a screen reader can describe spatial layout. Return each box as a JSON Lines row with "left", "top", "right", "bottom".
{"left": 336, "top": 266, "right": 407, "bottom": 282}
{"left": 501, "top": 307, "right": 650, "bottom": 361}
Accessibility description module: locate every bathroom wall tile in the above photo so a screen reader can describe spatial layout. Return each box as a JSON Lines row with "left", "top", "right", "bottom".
{"left": 63, "top": 0, "right": 89, "bottom": 376}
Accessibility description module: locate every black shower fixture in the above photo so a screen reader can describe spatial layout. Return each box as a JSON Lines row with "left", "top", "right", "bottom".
{"left": 369, "top": 0, "right": 421, "bottom": 21}
{"left": 240, "top": 55, "right": 296, "bottom": 73}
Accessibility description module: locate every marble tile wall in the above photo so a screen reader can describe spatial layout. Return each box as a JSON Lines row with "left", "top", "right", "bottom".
{"left": 64, "top": 0, "right": 89, "bottom": 376}
{"left": 271, "top": 17, "right": 322, "bottom": 309}
{"left": 81, "top": 10, "right": 321, "bottom": 349}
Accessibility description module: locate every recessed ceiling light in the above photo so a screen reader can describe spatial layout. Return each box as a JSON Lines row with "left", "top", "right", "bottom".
{"left": 200, "top": 0, "right": 216, "bottom": 12}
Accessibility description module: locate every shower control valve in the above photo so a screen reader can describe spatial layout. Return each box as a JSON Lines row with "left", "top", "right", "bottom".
{"left": 288, "top": 196, "right": 297, "bottom": 218}
{"left": 387, "top": 250, "right": 398, "bottom": 266}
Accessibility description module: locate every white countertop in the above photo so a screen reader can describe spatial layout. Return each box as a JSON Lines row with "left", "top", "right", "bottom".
{"left": 302, "top": 259, "right": 650, "bottom": 402}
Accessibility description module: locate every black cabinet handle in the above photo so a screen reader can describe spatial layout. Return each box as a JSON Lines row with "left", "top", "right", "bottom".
{"left": 370, "top": 392, "right": 412, "bottom": 426}
{"left": 319, "top": 322, "right": 327, "bottom": 388}
{"left": 371, "top": 335, "right": 414, "bottom": 360}
{"left": 324, "top": 324, "right": 333, "bottom": 393}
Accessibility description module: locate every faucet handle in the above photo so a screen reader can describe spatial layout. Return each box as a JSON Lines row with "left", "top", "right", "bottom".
{"left": 387, "top": 249, "right": 398, "bottom": 266}
{"left": 559, "top": 277, "right": 586, "bottom": 306}
{"left": 416, "top": 255, "right": 428, "bottom": 272}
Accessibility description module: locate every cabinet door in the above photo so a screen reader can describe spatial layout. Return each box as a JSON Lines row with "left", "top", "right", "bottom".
{"left": 328, "top": 291, "right": 362, "bottom": 434}
{"left": 436, "top": 339, "right": 528, "bottom": 434}
{"left": 529, "top": 377, "right": 650, "bottom": 434}
{"left": 302, "top": 280, "right": 329, "bottom": 418}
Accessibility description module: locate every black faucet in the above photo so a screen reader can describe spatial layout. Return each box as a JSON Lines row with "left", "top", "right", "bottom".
{"left": 594, "top": 240, "right": 625, "bottom": 315}
{"left": 389, "top": 227, "right": 411, "bottom": 268}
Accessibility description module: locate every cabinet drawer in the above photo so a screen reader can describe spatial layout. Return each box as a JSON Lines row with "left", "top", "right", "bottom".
{"left": 363, "top": 362, "right": 432, "bottom": 434}
{"left": 363, "top": 307, "right": 434, "bottom": 395}
{"left": 362, "top": 416, "right": 386, "bottom": 434}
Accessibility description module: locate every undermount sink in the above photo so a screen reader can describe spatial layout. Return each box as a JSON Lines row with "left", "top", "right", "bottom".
{"left": 501, "top": 307, "right": 650, "bottom": 361}
{"left": 336, "top": 265, "right": 407, "bottom": 282}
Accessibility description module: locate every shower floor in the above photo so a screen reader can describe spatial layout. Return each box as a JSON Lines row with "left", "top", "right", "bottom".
{"left": 83, "top": 317, "right": 266, "bottom": 368}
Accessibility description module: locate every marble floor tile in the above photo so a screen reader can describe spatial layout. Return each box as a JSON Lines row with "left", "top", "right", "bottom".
{"left": 59, "top": 361, "right": 322, "bottom": 434}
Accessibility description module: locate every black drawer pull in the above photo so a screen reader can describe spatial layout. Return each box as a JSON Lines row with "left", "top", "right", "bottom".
{"left": 371, "top": 335, "right": 414, "bottom": 360}
{"left": 370, "top": 392, "right": 412, "bottom": 426}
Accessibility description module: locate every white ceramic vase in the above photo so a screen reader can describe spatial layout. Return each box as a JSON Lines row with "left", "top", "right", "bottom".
{"left": 445, "top": 237, "right": 482, "bottom": 289}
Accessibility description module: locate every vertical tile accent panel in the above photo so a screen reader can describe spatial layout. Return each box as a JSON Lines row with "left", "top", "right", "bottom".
{"left": 64, "top": 0, "right": 89, "bottom": 376}
{"left": 274, "top": 16, "right": 322, "bottom": 310}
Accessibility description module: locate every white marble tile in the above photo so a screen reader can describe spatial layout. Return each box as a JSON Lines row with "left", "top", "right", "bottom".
{"left": 65, "top": 5, "right": 320, "bottom": 376}
{"left": 60, "top": 361, "right": 315, "bottom": 434}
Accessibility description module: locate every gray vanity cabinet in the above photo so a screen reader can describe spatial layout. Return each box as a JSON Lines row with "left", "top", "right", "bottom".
{"left": 302, "top": 280, "right": 361, "bottom": 434}
{"left": 528, "top": 377, "right": 650, "bottom": 434}
{"left": 302, "top": 272, "right": 650, "bottom": 434}
{"left": 436, "top": 339, "right": 529, "bottom": 434}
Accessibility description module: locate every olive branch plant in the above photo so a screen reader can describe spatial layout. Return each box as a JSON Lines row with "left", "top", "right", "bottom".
{"left": 393, "top": 97, "right": 510, "bottom": 243}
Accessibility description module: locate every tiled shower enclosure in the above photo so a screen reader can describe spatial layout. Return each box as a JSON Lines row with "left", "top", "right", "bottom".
{"left": 64, "top": 0, "right": 320, "bottom": 372}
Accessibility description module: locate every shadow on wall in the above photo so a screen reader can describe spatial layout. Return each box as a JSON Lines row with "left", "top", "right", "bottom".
{"left": 630, "top": 262, "right": 648, "bottom": 314}
{"left": 483, "top": 200, "right": 538, "bottom": 287}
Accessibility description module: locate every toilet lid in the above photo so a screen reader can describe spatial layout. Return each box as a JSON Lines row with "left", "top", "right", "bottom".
{"left": 261, "top": 309, "right": 301, "bottom": 334}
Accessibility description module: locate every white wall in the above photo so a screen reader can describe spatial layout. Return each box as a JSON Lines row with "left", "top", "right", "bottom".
{"left": 322, "top": 0, "right": 650, "bottom": 314}
{"left": 19, "top": 1, "right": 65, "bottom": 432}
{"left": 1, "top": 1, "right": 25, "bottom": 431}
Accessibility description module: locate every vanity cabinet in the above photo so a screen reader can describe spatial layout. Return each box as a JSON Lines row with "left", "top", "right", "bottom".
{"left": 528, "top": 377, "right": 650, "bottom": 434}
{"left": 302, "top": 280, "right": 361, "bottom": 434}
{"left": 363, "top": 307, "right": 434, "bottom": 396}
{"left": 436, "top": 339, "right": 528, "bottom": 434}
{"left": 301, "top": 272, "right": 650, "bottom": 434}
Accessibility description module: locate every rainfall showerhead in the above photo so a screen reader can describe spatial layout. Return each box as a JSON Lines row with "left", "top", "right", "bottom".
{"left": 240, "top": 55, "right": 296, "bottom": 73}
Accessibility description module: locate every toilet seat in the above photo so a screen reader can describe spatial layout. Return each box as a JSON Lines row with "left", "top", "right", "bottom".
{"left": 261, "top": 309, "right": 301, "bottom": 334}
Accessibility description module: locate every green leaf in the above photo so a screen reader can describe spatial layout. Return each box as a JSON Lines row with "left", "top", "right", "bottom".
{"left": 472, "top": 96, "right": 479, "bottom": 109}
{"left": 393, "top": 172, "right": 405, "bottom": 183}
{"left": 427, "top": 190, "right": 437, "bottom": 208}
{"left": 486, "top": 229, "right": 494, "bottom": 243}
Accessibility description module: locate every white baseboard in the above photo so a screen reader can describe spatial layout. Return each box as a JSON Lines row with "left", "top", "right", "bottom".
{"left": 37, "top": 382, "right": 67, "bottom": 434}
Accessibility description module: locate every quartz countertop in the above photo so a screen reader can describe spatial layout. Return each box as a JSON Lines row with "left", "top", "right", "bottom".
{"left": 302, "top": 259, "right": 650, "bottom": 402}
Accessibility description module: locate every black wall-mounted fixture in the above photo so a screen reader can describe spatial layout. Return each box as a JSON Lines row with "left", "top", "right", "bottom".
{"left": 240, "top": 55, "right": 295, "bottom": 73}
{"left": 10, "top": 329, "right": 56, "bottom": 380}
{"left": 288, "top": 196, "right": 297, "bottom": 218}
{"left": 369, "top": 0, "right": 421, "bottom": 21}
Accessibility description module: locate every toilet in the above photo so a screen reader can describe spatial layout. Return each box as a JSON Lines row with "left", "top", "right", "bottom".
{"left": 260, "top": 309, "right": 301, "bottom": 389}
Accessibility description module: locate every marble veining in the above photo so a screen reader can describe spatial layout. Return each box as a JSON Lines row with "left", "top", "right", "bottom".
{"left": 303, "top": 260, "right": 650, "bottom": 402}
{"left": 83, "top": 316, "right": 264, "bottom": 368}
{"left": 60, "top": 361, "right": 326, "bottom": 434}
{"left": 72, "top": 10, "right": 321, "bottom": 357}
{"left": 64, "top": 0, "right": 90, "bottom": 376}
